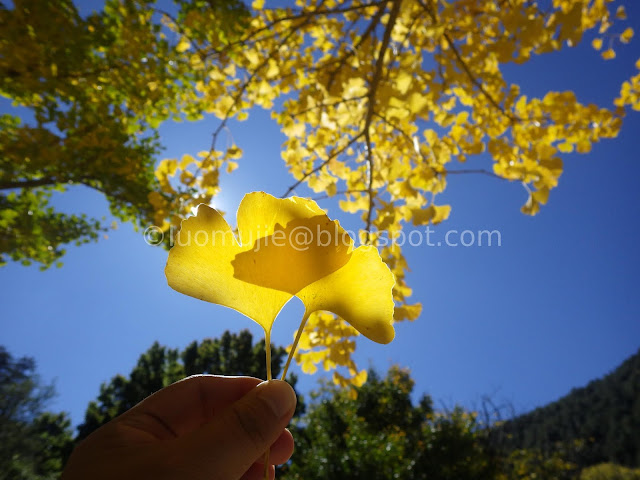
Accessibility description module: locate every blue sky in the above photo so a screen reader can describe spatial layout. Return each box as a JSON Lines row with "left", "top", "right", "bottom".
{"left": 1, "top": 1, "right": 640, "bottom": 429}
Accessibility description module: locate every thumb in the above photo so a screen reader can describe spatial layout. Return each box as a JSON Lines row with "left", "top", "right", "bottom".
{"left": 177, "top": 379, "right": 296, "bottom": 479}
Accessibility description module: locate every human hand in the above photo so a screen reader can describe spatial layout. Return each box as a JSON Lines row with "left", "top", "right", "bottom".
{"left": 62, "top": 375, "right": 297, "bottom": 480}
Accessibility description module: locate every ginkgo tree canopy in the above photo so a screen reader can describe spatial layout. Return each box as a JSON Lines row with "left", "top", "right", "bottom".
{"left": 2, "top": 0, "right": 639, "bottom": 384}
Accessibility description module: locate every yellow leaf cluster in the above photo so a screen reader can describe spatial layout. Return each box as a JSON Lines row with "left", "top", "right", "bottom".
{"left": 151, "top": 0, "right": 638, "bottom": 385}
{"left": 615, "top": 58, "right": 640, "bottom": 112}
{"left": 151, "top": 148, "right": 243, "bottom": 231}
{"left": 294, "top": 311, "right": 367, "bottom": 384}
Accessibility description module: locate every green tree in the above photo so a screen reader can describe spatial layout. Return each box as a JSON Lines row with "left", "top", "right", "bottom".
{"left": 0, "top": 0, "right": 249, "bottom": 268}
{"left": 76, "top": 329, "right": 304, "bottom": 442}
{"left": 282, "top": 366, "right": 500, "bottom": 480}
{"left": 497, "top": 444, "right": 580, "bottom": 480}
{"left": 0, "top": 346, "right": 74, "bottom": 480}
{"left": 581, "top": 463, "right": 640, "bottom": 480}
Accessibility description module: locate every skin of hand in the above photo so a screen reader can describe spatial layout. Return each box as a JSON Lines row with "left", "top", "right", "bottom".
{"left": 62, "top": 375, "right": 297, "bottom": 480}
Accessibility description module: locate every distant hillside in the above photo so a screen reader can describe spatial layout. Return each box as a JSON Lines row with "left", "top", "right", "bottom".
{"left": 498, "top": 349, "right": 640, "bottom": 468}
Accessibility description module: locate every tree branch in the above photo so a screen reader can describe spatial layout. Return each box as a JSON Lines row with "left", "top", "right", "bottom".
{"left": 326, "top": 3, "right": 387, "bottom": 92}
{"left": 206, "top": 14, "right": 314, "bottom": 165}
{"left": 445, "top": 168, "right": 503, "bottom": 179}
{"left": 0, "top": 177, "right": 58, "bottom": 190}
{"left": 363, "top": 0, "right": 402, "bottom": 238}
{"left": 416, "top": 0, "right": 518, "bottom": 122}
{"left": 207, "top": 0, "right": 387, "bottom": 57}
{"left": 290, "top": 94, "right": 367, "bottom": 118}
{"left": 373, "top": 112, "right": 430, "bottom": 165}
{"left": 282, "top": 131, "right": 365, "bottom": 198}
{"left": 443, "top": 33, "right": 518, "bottom": 122}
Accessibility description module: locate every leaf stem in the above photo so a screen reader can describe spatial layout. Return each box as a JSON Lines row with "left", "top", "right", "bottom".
{"left": 264, "top": 329, "right": 272, "bottom": 480}
{"left": 262, "top": 312, "right": 310, "bottom": 480}
{"left": 265, "top": 330, "right": 272, "bottom": 381}
{"left": 281, "top": 312, "right": 310, "bottom": 381}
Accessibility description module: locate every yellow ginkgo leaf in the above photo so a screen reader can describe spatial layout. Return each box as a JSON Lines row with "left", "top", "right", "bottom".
{"left": 297, "top": 246, "right": 396, "bottom": 344}
{"left": 166, "top": 192, "right": 353, "bottom": 334}
{"left": 410, "top": 204, "right": 451, "bottom": 226}
{"left": 165, "top": 202, "right": 291, "bottom": 331}
{"left": 176, "top": 37, "right": 191, "bottom": 53}
{"left": 602, "top": 48, "right": 616, "bottom": 60}
{"left": 620, "top": 27, "right": 634, "bottom": 44}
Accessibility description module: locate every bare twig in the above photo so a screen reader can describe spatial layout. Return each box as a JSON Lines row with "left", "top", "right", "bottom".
{"left": 282, "top": 131, "right": 365, "bottom": 198}
{"left": 445, "top": 168, "right": 503, "bottom": 179}
{"left": 290, "top": 95, "right": 367, "bottom": 118}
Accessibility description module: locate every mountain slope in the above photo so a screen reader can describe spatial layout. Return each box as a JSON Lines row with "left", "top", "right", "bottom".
{"left": 499, "top": 349, "right": 640, "bottom": 468}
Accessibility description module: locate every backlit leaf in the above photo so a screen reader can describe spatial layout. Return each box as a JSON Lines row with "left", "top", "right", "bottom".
{"left": 167, "top": 192, "right": 395, "bottom": 344}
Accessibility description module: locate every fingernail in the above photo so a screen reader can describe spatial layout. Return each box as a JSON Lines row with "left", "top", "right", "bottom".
{"left": 256, "top": 380, "right": 296, "bottom": 418}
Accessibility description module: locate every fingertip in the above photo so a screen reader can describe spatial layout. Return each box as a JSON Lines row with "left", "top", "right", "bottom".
{"left": 255, "top": 380, "right": 297, "bottom": 419}
{"left": 268, "top": 428, "right": 294, "bottom": 465}
{"left": 253, "top": 429, "right": 294, "bottom": 466}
